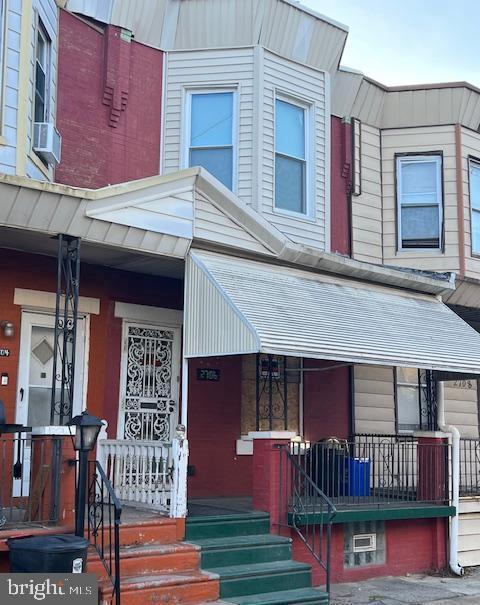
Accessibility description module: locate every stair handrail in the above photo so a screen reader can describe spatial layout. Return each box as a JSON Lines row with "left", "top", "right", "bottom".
{"left": 279, "top": 445, "right": 337, "bottom": 601}
{"left": 88, "top": 460, "right": 122, "bottom": 605}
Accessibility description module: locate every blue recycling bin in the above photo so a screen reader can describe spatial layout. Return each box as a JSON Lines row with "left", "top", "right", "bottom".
{"left": 345, "top": 457, "right": 370, "bottom": 497}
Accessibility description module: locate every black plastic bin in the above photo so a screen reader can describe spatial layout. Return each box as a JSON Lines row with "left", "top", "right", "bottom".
{"left": 8, "top": 534, "right": 88, "bottom": 573}
{"left": 308, "top": 443, "right": 347, "bottom": 497}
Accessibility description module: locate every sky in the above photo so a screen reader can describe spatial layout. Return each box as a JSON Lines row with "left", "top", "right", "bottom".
{"left": 301, "top": 0, "right": 480, "bottom": 87}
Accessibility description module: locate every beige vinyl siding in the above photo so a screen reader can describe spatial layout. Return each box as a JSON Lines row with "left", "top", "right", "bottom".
{"left": 459, "top": 499, "right": 480, "bottom": 567}
{"left": 193, "top": 189, "right": 274, "bottom": 255}
{"left": 163, "top": 48, "right": 255, "bottom": 206}
{"left": 261, "top": 50, "right": 328, "bottom": 250}
{"left": 381, "top": 125, "right": 460, "bottom": 272}
{"left": 351, "top": 124, "right": 383, "bottom": 263}
{"left": 444, "top": 380, "right": 479, "bottom": 438}
{"left": 461, "top": 127, "right": 480, "bottom": 279}
{"left": 354, "top": 365, "right": 395, "bottom": 435}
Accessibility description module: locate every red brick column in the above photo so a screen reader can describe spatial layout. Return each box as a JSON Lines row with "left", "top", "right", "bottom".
{"left": 417, "top": 436, "right": 447, "bottom": 503}
{"left": 250, "top": 431, "right": 295, "bottom": 531}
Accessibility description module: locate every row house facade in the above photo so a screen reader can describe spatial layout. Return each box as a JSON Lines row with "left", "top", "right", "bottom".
{"left": 1, "top": 1, "right": 480, "bottom": 603}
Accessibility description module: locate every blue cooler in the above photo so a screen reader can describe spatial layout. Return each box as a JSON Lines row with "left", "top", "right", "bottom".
{"left": 345, "top": 457, "right": 370, "bottom": 496}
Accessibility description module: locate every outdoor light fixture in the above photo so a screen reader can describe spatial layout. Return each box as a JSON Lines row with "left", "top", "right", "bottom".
{"left": 68, "top": 410, "right": 103, "bottom": 538}
{"left": 1, "top": 321, "right": 14, "bottom": 338}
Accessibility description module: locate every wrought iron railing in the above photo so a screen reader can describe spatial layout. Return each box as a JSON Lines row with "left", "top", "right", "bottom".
{"left": 289, "top": 435, "right": 450, "bottom": 507}
{"left": 0, "top": 435, "right": 61, "bottom": 528}
{"left": 459, "top": 438, "right": 480, "bottom": 496}
{"left": 88, "top": 460, "right": 122, "bottom": 605}
{"left": 278, "top": 445, "right": 336, "bottom": 599}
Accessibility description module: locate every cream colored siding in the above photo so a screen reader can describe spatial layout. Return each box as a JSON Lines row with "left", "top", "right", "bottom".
{"left": 444, "top": 380, "right": 479, "bottom": 438}
{"left": 163, "top": 48, "right": 255, "bottom": 205}
{"left": 261, "top": 50, "right": 328, "bottom": 249}
{"left": 351, "top": 79, "right": 386, "bottom": 126}
{"left": 381, "top": 125, "right": 460, "bottom": 272}
{"left": 459, "top": 499, "right": 480, "bottom": 567}
{"left": 351, "top": 124, "right": 383, "bottom": 264}
{"left": 461, "top": 127, "right": 480, "bottom": 279}
{"left": 194, "top": 190, "right": 274, "bottom": 255}
{"left": 331, "top": 69, "right": 363, "bottom": 119}
{"left": 353, "top": 365, "right": 395, "bottom": 435}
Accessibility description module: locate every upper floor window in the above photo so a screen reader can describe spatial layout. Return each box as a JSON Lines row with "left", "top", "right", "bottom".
{"left": 395, "top": 367, "right": 436, "bottom": 433}
{"left": 187, "top": 90, "right": 234, "bottom": 190}
{"left": 469, "top": 159, "right": 480, "bottom": 255}
{"left": 275, "top": 97, "right": 308, "bottom": 215}
{"left": 396, "top": 155, "right": 443, "bottom": 250}
{"left": 34, "top": 20, "right": 51, "bottom": 124}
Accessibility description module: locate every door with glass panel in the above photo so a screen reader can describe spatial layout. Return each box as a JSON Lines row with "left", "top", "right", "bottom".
{"left": 14, "top": 312, "right": 86, "bottom": 495}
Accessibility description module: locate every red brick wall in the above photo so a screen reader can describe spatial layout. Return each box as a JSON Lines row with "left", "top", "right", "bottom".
{"left": 187, "top": 356, "right": 252, "bottom": 498}
{"left": 56, "top": 10, "right": 163, "bottom": 189}
{"left": 0, "top": 249, "right": 182, "bottom": 435}
{"left": 302, "top": 359, "right": 351, "bottom": 441}
{"left": 292, "top": 518, "right": 447, "bottom": 585}
{"left": 330, "top": 116, "right": 352, "bottom": 256}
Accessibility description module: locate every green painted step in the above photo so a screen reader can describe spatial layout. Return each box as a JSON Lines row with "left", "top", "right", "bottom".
{"left": 186, "top": 512, "right": 270, "bottom": 540}
{"left": 194, "top": 534, "right": 292, "bottom": 568}
{"left": 227, "top": 587, "right": 329, "bottom": 605}
{"left": 208, "top": 560, "right": 312, "bottom": 599}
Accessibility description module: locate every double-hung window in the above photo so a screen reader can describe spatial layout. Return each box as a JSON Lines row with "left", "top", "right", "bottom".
{"left": 275, "top": 97, "right": 308, "bottom": 215}
{"left": 187, "top": 90, "right": 234, "bottom": 190}
{"left": 34, "top": 20, "right": 51, "bottom": 124}
{"left": 396, "top": 155, "right": 443, "bottom": 250}
{"left": 469, "top": 159, "right": 480, "bottom": 255}
{"left": 395, "top": 367, "right": 435, "bottom": 433}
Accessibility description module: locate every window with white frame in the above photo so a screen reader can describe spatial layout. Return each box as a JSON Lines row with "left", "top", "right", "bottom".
{"left": 469, "top": 159, "right": 480, "bottom": 255}
{"left": 395, "top": 367, "right": 434, "bottom": 433}
{"left": 275, "top": 97, "right": 308, "bottom": 215}
{"left": 187, "top": 90, "right": 234, "bottom": 190}
{"left": 34, "top": 19, "right": 51, "bottom": 124}
{"left": 396, "top": 155, "right": 443, "bottom": 250}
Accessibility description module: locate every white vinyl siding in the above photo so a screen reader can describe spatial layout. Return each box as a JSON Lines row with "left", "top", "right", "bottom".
{"left": 351, "top": 124, "right": 383, "bottom": 264}
{"left": 396, "top": 155, "right": 443, "bottom": 251}
{"left": 444, "top": 379, "right": 479, "bottom": 438}
{"left": 262, "top": 50, "right": 328, "bottom": 250}
{"left": 164, "top": 48, "right": 254, "bottom": 206}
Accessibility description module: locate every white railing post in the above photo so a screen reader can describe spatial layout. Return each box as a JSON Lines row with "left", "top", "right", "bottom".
{"left": 170, "top": 436, "right": 189, "bottom": 518}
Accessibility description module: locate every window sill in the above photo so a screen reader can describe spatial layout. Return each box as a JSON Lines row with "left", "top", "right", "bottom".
{"left": 29, "top": 150, "right": 52, "bottom": 179}
{"left": 395, "top": 249, "right": 445, "bottom": 257}
{"left": 272, "top": 207, "right": 316, "bottom": 224}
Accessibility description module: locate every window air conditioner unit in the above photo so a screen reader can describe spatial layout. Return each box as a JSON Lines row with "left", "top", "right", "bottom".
{"left": 33, "top": 122, "right": 61, "bottom": 165}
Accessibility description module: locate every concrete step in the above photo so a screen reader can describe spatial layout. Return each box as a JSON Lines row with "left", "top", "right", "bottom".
{"left": 195, "top": 534, "right": 292, "bottom": 568}
{"left": 208, "top": 560, "right": 312, "bottom": 599}
{"left": 98, "top": 570, "right": 219, "bottom": 605}
{"left": 88, "top": 541, "right": 200, "bottom": 579}
{"left": 186, "top": 512, "right": 270, "bottom": 540}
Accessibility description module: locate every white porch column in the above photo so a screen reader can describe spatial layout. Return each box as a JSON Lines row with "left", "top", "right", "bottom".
{"left": 170, "top": 434, "right": 189, "bottom": 518}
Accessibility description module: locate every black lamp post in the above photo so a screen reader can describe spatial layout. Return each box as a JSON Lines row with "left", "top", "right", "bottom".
{"left": 68, "top": 410, "right": 103, "bottom": 538}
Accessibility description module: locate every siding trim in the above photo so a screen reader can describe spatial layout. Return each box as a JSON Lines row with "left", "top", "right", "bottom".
{"left": 16, "top": 0, "right": 33, "bottom": 175}
{"left": 455, "top": 123, "right": 466, "bottom": 274}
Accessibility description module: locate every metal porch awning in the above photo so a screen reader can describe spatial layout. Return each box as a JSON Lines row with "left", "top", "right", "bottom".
{"left": 184, "top": 251, "right": 480, "bottom": 374}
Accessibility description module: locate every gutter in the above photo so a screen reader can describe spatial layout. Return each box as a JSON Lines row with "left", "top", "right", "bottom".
{"left": 437, "top": 381, "right": 464, "bottom": 576}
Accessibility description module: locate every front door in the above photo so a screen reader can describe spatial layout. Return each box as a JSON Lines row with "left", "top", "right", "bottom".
{"left": 117, "top": 322, "right": 181, "bottom": 442}
{"left": 14, "top": 311, "right": 86, "bottom": 494}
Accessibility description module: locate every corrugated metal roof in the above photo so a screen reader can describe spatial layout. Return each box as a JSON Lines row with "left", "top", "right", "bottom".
{"left": 185, "top": 251, "right": 480, "bottom": 374}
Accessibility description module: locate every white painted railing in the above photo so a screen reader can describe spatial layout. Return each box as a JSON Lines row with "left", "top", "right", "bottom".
{"left": 97, "top": 437, "right": 189, "bottom": 517}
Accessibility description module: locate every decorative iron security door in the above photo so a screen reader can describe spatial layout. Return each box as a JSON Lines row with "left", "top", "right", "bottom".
{"left": 119, "top": 323, "right": 180, "bottom": 441}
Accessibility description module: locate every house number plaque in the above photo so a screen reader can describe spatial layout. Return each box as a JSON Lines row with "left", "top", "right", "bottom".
{"left": 0, "top": 349, "right": 10, "bottom": 357}
{"left": 197, "top": 368, "right": 220, "bottom": 382}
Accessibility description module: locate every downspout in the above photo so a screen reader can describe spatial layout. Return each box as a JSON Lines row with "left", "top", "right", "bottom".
{"left": 437, "top": 381, "right": 464, "bottom": 576}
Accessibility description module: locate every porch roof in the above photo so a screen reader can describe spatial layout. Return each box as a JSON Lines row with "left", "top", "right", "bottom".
{"left": 185, "top": 251, "right": 480, "bottom": 374}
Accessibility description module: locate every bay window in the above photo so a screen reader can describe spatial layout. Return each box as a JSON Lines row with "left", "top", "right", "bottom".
{"left": 187, "top": 90, "right": 234, "bottom": 190}
{"left": 469, "top": 158, "right": 480, "bottom": 255}
{"left": 275, "top": 97, "right": 308, "bottom": 215}
{"left": 396, "top": 155, "right": 443, "bottom": 250}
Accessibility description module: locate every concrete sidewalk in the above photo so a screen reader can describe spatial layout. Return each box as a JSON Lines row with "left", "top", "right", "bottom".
{"left": 331, "top": 568, "right": 480, "bottom": 605}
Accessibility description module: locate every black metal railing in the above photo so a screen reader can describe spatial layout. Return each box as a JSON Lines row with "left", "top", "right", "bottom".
{"left": 289, "top": 435, "right": 450, "bottom": 507}
{"left": 87, "top": 460, "right": 122, "bottom": 605}
{"left": 459, "top": 438, "right": 480, "bottom": 496}
{"left": 0, "top": 435, "right": 61, "bottom": 529}
{"left": 278, "top": 445, "right": 336, "bottom": 600}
